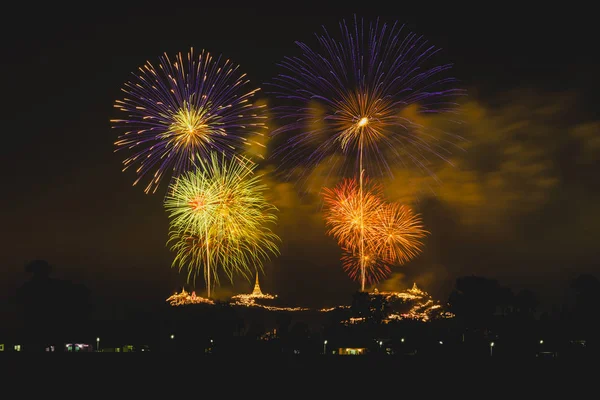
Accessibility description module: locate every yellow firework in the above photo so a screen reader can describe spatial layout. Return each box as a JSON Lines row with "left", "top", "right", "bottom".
{"left": 164, "top": 152, "right": 280, "bottom": 297}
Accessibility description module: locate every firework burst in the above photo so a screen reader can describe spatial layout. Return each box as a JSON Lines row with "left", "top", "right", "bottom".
{"left": 268, "top": 16, "right": 465, "bottom": 185}
{"left": 341, "top": 247, "right": 392, "bottom": 285}
{"left": 322, "top": 177, "right": 428, "bottom": 286}
{"left": 322, "top": 178, "right": 383, "bottom": 253}
{"left": 111, "top": 48, "right": 266, "bottom": 194}
{"left": 165, "top": 152, "right": 280, "bottom": 297}
{"left": 374, "top": 202, "right": 428, "bottom": 265}
{"left": 270, "top": 16, "right": 462, "bottom": 290}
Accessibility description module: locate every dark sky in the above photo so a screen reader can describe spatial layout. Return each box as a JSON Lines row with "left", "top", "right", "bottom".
{"left": 1, "top": 3, "right": 598, "bottom": 318}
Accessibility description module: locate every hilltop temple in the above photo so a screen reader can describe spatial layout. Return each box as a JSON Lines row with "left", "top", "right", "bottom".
{"left": 369, "top": 282, "right": 454, "bottom": 322}
{"left": 166, "top": 288, "right": 214, "bottom": 306}
{"left": 231, "top": 273, "right": 276, "bottom": 303}
{"left": 165, "top": 278, "right": 452, "bottom": 320}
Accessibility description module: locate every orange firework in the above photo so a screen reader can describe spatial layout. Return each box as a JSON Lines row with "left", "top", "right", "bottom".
{"left": 322, "top": 177, "right": 429, "bottom": 286}
{"left": 374, "top": 203, "right": 428, "bottom": 264}
{"left": 322, "top": 178, "right": 383, "bottom": 254}
{"left": 341, "top": 246, "right": 392, "bottom": 285}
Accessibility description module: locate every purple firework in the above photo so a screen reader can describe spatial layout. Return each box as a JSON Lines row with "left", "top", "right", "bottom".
{"left": 111, "top": 47, "right": 266, "bottom": 194}
{"left": 267, "top": 16, "right": 466, "bottom": 188}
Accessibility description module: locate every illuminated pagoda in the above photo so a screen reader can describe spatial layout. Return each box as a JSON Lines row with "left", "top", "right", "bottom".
{"left": 230, "top": 273, "right": 312, "bottom": 311}
{"left": 252, "top": 273, "right": 268, "bottom": 297}
{"left": 230, "top": 274, "right": 311, "bottom": 311}
{"left": 231, "top": 273, "right": 276, "bottom": 304}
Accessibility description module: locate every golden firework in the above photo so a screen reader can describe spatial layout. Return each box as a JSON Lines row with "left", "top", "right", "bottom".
{"left": 374, "top": 202, "right": 428, "bottom": 265}
{"left": 165, "top": 152, "right": 280, "bottom": 297}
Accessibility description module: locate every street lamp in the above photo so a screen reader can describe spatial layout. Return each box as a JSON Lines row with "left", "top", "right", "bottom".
{"left": 96, "top": 337, "right": 100, "bottom": 352}
{"left": 401, "top": 338, "right": 405, "bottom": 343}
{"left": 323, "top": 340, "right": 328, "bottom": 355}
{"left": 170, "top": 334, "right": 175, "bottom": 340}
{"left": 439, "top": 341, "right": 443, "bottom": 345}
{"left": 539, "top": 339, "right": 544, "bottom": 345}
{"left": 490, "top": 341, "right": 494, "bottom": 356}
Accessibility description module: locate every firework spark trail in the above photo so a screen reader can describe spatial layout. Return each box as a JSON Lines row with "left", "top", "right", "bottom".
{"left": 111, "top": 48, "right": 267, "bottom": 194}
{"left": 268, "top": 16, "right": 464, "bottom": 290}
{"left": 165, "top": 152, "right": 280, "bottom": 297}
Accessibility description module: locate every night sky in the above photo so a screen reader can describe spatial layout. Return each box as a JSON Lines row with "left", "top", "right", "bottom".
{"left": 1, "top": 3, "right": 598, "bottom": 319}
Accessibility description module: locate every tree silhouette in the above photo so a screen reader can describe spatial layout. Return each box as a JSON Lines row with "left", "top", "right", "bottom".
{"left": 572, "top": 274, "right": 600, "bottom": 311}
{"left": 16, "top": 260, "right": 93, "bottom": 351}
{"left": 448, "top": 276, "right": 505, "bottom": 329}
{"left": 571, "top": 274, "right": 600, "bottom": 342}
{"left": 210, "top": 301, "right": 244, "bottom": 339}
{"left": 497, "top": 286, "right": 515, "bottom": 316}
{"left": 289, "top": 321, "right": 310, "bottom": 353}
{"left": 275, "top": 312, "right": 292, "bottom": 339}
{"left": 514, "top": 289, "right": 537, "bottom": 319}
{"left": 369, "top": 294, "right": 390, "bottom": 325}
{"left": 25, "top": 259, "right": 52, "bottom": 276}
{"left": 351, "top": 291, "right": 371, "bottom": 318}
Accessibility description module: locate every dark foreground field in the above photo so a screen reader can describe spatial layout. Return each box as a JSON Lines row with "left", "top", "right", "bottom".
{"left": 2, "top": 353, "right": 593, "bottom": 384}
{"left": 1, "top": 355, "right": 594, "bottom": 397}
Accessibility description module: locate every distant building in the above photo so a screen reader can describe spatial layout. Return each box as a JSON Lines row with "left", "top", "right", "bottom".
{"left": 338, "top": 348, "right": 367, "bottom": 355}
{"left": 0, "top": 343, "right": 22, "bottom": 352}
{"left": 65, "top": 343, "right": 93, "bottom": 352}
{"left": 166, "top": 288, "right": 214, "bottom": 306}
